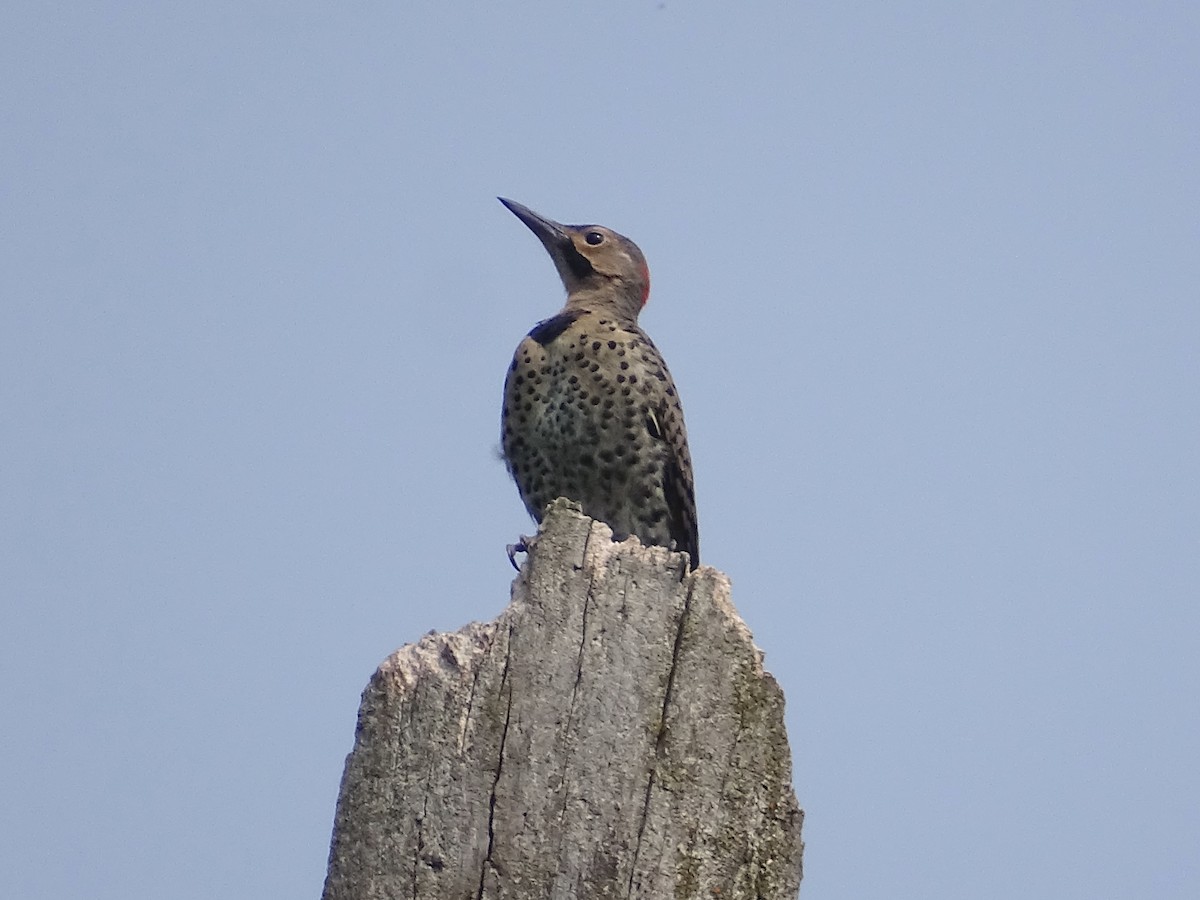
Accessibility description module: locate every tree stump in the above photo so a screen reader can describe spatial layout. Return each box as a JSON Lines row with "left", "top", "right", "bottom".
{"left": 322, "top": 500, "right": 803, "bottom": 899}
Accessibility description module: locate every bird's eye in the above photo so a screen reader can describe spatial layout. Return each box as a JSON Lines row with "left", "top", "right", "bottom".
{"left": 585, "top": 231, "right": 604, "bottom": 245}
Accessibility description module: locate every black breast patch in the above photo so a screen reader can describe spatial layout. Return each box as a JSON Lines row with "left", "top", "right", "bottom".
{"left": 528, "top": 310, "right": 583, "bottom": 346}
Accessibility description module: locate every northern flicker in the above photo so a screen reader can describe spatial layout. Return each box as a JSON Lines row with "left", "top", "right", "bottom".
{"left": 499, "top": 198, "right": 699, "bottom": 567}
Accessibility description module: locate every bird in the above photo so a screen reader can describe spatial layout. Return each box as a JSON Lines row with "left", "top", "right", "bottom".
{"left": 498, "top": 197, "right": 699, "bottom": 568}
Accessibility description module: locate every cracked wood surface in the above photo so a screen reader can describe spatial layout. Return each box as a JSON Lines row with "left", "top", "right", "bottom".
{"left": 322, "top": 500, "right": 803, "bottom": 900}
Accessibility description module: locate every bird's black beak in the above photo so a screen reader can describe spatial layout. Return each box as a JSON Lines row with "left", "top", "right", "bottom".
{"left": 498, "top": 197, "right": 573, "bottom": 253}
{"left": 499, "top": 197, "right": 593, "bottom": 285}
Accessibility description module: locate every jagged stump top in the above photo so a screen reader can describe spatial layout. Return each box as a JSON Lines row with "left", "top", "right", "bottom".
{"left": 322, "top": 501, "right": 802, "bottom": 900}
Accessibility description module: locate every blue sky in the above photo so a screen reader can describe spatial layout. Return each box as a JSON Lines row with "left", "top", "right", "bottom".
{"left": 2, "top": 3, "right": 1197, "bottom": 897}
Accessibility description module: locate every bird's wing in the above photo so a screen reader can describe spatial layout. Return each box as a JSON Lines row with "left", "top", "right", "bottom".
{"left": 652, "top": 390, "right": 700, "bottom": 568}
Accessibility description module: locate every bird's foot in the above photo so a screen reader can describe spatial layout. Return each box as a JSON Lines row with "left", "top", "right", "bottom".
{"left": 506, "top": 534, "right": 535, "bottom": 571}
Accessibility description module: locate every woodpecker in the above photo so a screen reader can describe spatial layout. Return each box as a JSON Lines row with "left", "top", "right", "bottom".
{"left": 499, "top": 198, "right": 699, "bottom": 568}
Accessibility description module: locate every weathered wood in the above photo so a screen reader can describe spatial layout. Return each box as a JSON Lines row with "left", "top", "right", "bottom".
{"left": 323, "top": 500, "right": 803, "bottom": 899}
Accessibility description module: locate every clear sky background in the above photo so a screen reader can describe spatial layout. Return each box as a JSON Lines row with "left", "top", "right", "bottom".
{"left": 3, "top": 3, "right": 1197, "bottom": 898}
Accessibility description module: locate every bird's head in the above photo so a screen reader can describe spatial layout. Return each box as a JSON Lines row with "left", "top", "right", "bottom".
{"left": 499, "top": 198, "right": 650, "bottom": 319}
